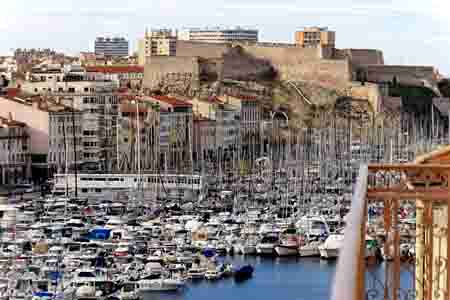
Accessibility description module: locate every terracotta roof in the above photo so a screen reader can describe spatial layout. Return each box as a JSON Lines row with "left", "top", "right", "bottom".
{"left": 120, "top": 103, "right": 148, "bottom": 114}
{"left": 85, "top": 65, "right": 144, "bottom": 74}
{"left": 237, "top": 95, "right": 258, "bottom": 101}
{"left": 147, "top": 95, "right": 192, "bottom": 108}
{"left": 119, "top": 94, "right": 137, "bottom": 101}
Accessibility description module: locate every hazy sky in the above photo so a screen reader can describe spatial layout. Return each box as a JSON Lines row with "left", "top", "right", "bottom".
{"left": 1, "top": 0, "right": 449, "bottom": 74}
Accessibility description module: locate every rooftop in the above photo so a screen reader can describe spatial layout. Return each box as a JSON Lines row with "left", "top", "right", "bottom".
{"left": 120, "top": 102, "right": 149, "bottom": 114}
{"left": 236, "top": 94, "right": 258, "bottom": 102}
{"left": 147, "top": 95, "right": 192, "bottom": 108}
{"left": 85, "top": 65, "right": 144, "bottom": 74}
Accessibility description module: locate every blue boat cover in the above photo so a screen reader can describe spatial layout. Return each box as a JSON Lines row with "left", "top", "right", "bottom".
{"left": 33, "top": 292, "right": 54, "bottom": 297}
{"left": 202, "top": 248, "right": 216, "bottom": 258}
{"left": 88, "top": 228, "right": 111, "bottom": 240}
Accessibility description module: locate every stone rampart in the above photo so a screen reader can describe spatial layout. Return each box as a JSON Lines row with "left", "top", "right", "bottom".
{"left": 143, "top": 56, "right": 200, "bottom": 92}
{"left": 336, "top": 49, "right": 384, "bottom": 66}
{"left": 364, "top": 65, "right": 439, "bottom": 87}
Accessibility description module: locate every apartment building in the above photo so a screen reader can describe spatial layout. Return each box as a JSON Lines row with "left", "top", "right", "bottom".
{"left": 85, "top": 65, "right": 144, "bottom": 88}
{"left": 94, "top": 37, "right": 129, "bottom": 57}
{"left": 239, "top": 95, "right": 264, "bottom": 161}
{"left": 178, "top": 27, "right": 258, "bottom": 44}
{"left": 216, "top": 102, "right": 240, "bottom": 149}
{"left": 48, "top": 107, "right": 83, "bottom": 175}
{"left": 0, "top": 93, "right": 85, "bottom": 181}
{"left": 0, "top": 116, "right": 31, "bottom": 184}
{"left": 27, "top": 64, "right": 65, "bottom": 82}
{"left": 143, "top": 95, "right": 193, "bottom": 172}
{"left": 137, "top": 29, "right": 177, "bottom": 65}
{"left": 193, "top": 116, "right": 216, "bottom": 171}
{"left": 295, "top": 26, "right": 335, "bottom": 48}
{"left": 53, "top": 89, "right": 120, "bottom": 172}
{"left": 118, "top": 98, "right": 160, "bottom": 173}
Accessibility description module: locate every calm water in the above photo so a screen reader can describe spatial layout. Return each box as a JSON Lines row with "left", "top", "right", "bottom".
{"left": 144, "top": 256, "right": 336, "bottom": 300}
{"left": 142, "top": 256, "right": 415, "bottom": 300}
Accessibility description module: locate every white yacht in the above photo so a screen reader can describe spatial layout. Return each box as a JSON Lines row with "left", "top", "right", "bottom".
{"left": 205, "top": 269, "right": 222, "bottom": 280}
{"left": 318, "top": 234, "right": 344, "bottom": 259}
{"left": 295, "top": 216, "right": 330, "bottom": 238}
{"left": 275, "top": 227, "right": 299, "bottom": 256}
{"left": 115, "top": 282, "right": 139, "bottom": 300}
{"left": 138, "top": 278, "right": 184, "bottom": 292}
{"left": 298, "top": 240, "right": 321, "bottom": 257}
{"left": 256, "top": 234, "right": 279, "bottom": 255}
{"left": 187, "top": 266, "right": 206, "bottom": 280}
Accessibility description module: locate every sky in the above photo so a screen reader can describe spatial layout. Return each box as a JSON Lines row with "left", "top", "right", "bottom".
{"left": 1, "top": 0, "right": 449, "bottom": 74}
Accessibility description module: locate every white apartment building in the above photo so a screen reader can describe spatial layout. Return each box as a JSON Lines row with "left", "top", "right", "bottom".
{"left": 21, "top": 77, "right": 117, "bottom": 95}
{"left": 85, "top": 65, "right": 144, "bottom": 87}
{"left": 178, "top": 27, "right": 258, "bottom": 44}
{"left": 53, "top": 89, "right": 120, "bottom": 172}
{"left": 95, "top": 37, "right": 129, "bottom": 57}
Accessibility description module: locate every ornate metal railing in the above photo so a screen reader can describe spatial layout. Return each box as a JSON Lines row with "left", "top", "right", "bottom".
{"left": 333, "top": 163, "right": 450, "bottom": 300}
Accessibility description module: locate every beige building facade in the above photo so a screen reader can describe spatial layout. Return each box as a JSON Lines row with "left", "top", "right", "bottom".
{"left": 0, "top": 116, "right": 31, "bottom": 184}
{"left": 295, "top": 26, "right": 335, "bottom": 48}
{"left": 138, "top": 29, "right": 177, "bottom": 65}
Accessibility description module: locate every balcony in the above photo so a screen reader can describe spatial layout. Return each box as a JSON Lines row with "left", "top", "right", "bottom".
{"left": 333, "top": 146, "right": 450, "bottom": 300}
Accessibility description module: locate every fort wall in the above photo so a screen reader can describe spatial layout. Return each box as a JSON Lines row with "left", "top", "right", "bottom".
{"left": 336, "top": 49, "right": 384, "bottom": 66}
{"left": 364, "top": 65, "right": 439, "bottom": 87}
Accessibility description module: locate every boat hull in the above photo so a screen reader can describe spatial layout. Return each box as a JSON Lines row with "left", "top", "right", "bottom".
{"left": 275, "top": 245, "right": 298, "bottom": 256}
{"left": 240, "top": 245, "right": 257, "bottom": 255}
{"left": 298, "top": 247, "right": 320, "bottom": 257}
{"left": 256, "top": 244, "right": 275, "bottom": 255}
{"left": 319, "top": 248, "right": 339, "bottom": 259}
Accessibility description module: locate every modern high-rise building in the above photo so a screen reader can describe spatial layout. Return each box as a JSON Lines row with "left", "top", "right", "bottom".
{"left": 94, "top": 37, "right": 129, "bottom": 57}
{"left": 137, "top": 29, "right": 177, "bottom": 65}
{"left": 294, "top": 27, "right": 335, "bottom": 48}
{"left": 178, "top": 27, "right": 258, "bottom": 44}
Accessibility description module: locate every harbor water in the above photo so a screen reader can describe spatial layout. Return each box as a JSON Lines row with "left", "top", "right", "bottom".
{"left": 142, "top": 256, "right": 413, "bottom": 300}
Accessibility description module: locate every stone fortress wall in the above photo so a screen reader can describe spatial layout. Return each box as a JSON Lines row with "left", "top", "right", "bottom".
{"left": 363, "top": 65, "right": 439, "bottom": 87}
{"left": 144, "top": 40, "right": 440, "bottom": 97}
{"left": 143, "top": 56, "right": 200, "bottom": 92}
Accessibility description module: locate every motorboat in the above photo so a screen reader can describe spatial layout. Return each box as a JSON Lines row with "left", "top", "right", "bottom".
{"left": 115, "top": 282, "right": 140, "bottom": 300}
{"left": 296, "top": 216, "right": 330, "bottom": 238}
{"left": 298, "top": 240, "right": 321, "bottom": 257}
{"left": 187, "top": 266, "right": 206, "bottom": 280}
{"left": 144, "top": 262, "right": 163, "bottom": 277}
{"left": 234, "top": 265, "right": 253, "bottom": 282}
{"left": 205, "top": 269, "right": 222, "bottom": 280}
{"left": 275, "top": 227, "right": 299, "bottom": 256}
{"left": 138, "top": 278, "right": 183, "bottom": 292}
{"left": 318, "top": 234, "right": 344, "bottom": 259}
{"left": 256, "top": 234, "right": 279, "bottom": 255}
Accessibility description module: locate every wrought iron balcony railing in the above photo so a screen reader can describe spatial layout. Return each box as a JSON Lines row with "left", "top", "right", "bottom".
{"left": 333, "top": 163, "right": 450, "bottom": 300}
